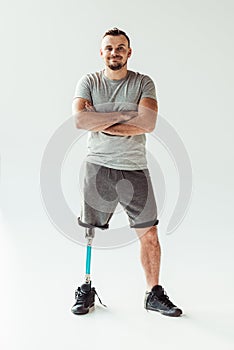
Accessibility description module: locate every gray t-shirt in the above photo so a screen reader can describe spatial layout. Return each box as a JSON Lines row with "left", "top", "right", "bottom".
{"left": 73, "top": 70, "right": 157, "bottom": 170}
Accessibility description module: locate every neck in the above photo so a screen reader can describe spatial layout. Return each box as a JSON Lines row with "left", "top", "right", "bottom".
{"left": 104, "top": 66, "right": 128, "bottom": 80}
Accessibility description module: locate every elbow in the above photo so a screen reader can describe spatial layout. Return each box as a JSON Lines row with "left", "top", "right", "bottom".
{"left": 145, "top": 119, "right": 156, "bottom": 133}
{"left": 147, "top": 122, "right": 156, "bottom": 133}
{"left": 148, "top": 115, "right": 157, "bottom": 133}
{"left": 73, "top": 112, "right": 83, "bottom": 129}
{"left": 76, "top": 120, "right": 82, "bottom": 129}
{"left": 147, "top": 127, "right": 154, "bottom": 133}
{"left": 141, "top": 112, "right": 157, "bottom": 133}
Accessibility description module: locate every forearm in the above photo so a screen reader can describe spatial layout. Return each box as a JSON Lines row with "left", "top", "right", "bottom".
{"left": 103, "top": 123, "right": 147, "bottom": 136}
{"left": 74, "top": 105, "right": 157, "bottom": 134}
{"left": 104, "top": 108, "right": 157, "bottom": 136}
{"left": 106, "top": 105, "right": 157, "bottom": 136}
{"left": 74, "top": 111, "right": 126, "bottom": 131}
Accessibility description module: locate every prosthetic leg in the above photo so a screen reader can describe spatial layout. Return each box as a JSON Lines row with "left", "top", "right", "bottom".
{"left": 71, "top": 228, "right": 106, "bottom": 315}
{"left": 84, "top": 227, "right": 95, "bottom": 284}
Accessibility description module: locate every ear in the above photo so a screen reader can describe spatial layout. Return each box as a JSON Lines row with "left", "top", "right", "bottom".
{"left": 128, "top": 48, "right": 132, "bottom": 58}
{"left": 100, "top": 48, "right": 103, "bottom": 57}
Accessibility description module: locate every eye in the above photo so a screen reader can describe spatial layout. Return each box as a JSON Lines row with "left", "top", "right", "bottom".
{"left": 117, "top": 47, "right": 125, "bottom": 52}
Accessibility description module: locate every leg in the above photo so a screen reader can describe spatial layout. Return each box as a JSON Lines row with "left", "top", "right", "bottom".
{"left": 78, "top": 162, "right": 118, "bottom": 230}
{"left": 71, "top": 227, "right": 106, "bottom": 315}
{"left": 135, "top": 225, "right": 161, "bottom": 290}
{"left": 137, "top": 226, "right": 183, "bottom": 317}
{"left": 85, "top": 227, "right": 95, "bottom": 243}
{"left": 85, "top": 228, "right": 95, "bottom": 283}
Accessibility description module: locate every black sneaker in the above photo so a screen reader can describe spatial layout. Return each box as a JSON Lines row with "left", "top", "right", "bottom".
{"left": 144, "top": 285, "right": 182, "bottom": 317}
{"left": 71, "top": 282, "right": 106, "bottom": 315}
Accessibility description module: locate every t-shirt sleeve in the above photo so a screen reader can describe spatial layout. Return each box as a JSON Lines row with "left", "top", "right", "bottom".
{"left": 73, "top": 75, "right": 92, "bottom": 102}
{"left": 141, "top": 75, "right": 157, "bottom": 101}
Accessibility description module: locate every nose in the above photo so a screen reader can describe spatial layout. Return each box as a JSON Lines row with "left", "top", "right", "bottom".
{"left": 111, "top": 48, "right": 119, "bottom": 56}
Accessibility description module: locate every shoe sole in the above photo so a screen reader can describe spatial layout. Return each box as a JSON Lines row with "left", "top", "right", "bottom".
{"left": 71, "top": 304, "right": 95, "bottom": 315}
{"left": 145, "top": 307, "right": 182, "bottom": 317}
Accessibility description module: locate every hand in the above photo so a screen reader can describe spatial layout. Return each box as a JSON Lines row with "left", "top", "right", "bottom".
{"left": 120, "top": 110, "right": 138, "bottom": 122}
{"left": 85, "top": 101, "right": 95, "bottom": 112}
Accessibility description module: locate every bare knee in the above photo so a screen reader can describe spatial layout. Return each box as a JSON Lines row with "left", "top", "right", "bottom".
{"left": 137, "top": 226, "right": 159, "bottom": 245}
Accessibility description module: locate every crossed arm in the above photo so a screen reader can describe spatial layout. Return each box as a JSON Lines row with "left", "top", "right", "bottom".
{"left": 72, "top": 97, "right": 158, "bottom": 136}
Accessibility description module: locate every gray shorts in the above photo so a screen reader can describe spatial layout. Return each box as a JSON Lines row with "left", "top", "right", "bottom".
{"left": 78, "top": 162, "right": 158, "bottom": 230}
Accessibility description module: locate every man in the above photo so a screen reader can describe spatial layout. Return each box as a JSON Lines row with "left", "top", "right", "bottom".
{"left": 71, "top": 28, "right": 182, "bottom": 317}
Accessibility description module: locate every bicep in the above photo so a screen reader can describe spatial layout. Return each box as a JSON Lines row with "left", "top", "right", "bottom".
{"left": 72, "top": 97, "right": 91, "bottom": 115}
{"left": 138, "top": 97, "right": 158, "bottom": 112}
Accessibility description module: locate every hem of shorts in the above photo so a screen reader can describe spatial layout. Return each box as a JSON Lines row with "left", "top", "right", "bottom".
{"left": 78, "top": 217, "right": 109, "bottom": 230}
{"left": 86, "top": 160, "right": 148, "bottom": 171}
{"left": 130, "top": 219, "right": 159, "bottom": 228}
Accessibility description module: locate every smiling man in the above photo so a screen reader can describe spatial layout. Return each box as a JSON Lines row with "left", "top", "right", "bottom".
{"left": 103, "top": 40, "right": 129, "bottom": 71}
{"left": 71, "top": 28, "right": 182, "bottom": 317}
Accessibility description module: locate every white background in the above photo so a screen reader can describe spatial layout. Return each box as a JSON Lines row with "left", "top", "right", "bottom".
{"left": 0, "top": 0, "right": 234, "bottom": 349}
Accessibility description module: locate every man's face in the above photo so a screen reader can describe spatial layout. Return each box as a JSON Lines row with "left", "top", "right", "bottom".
{"left": 100, "top": 35, "right": 132, "bottom": 71}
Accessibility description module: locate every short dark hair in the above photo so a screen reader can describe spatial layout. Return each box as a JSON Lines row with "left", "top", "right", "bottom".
{"left": 102, "top": 28, "right": 130, "bottom": 47}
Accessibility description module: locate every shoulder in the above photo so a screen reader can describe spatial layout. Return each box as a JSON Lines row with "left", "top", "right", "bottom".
{"left": 77, "top": 71, "right": 103, "bottom": 84}
{"left": 127, "top": 70, "right": 155, "bottom": 84}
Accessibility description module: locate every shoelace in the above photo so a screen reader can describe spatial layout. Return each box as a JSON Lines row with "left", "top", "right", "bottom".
{"left": 94, "top": 288, "right": 107, "bottom": 308}
{"left": 75, "top": 288, "right": 87, "bottom": 301}
{"left": 75, "top": 287, "right": 107, "bottom": 308}
{"left": 152, "top": 289, "right": 175, "bottom": 308}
